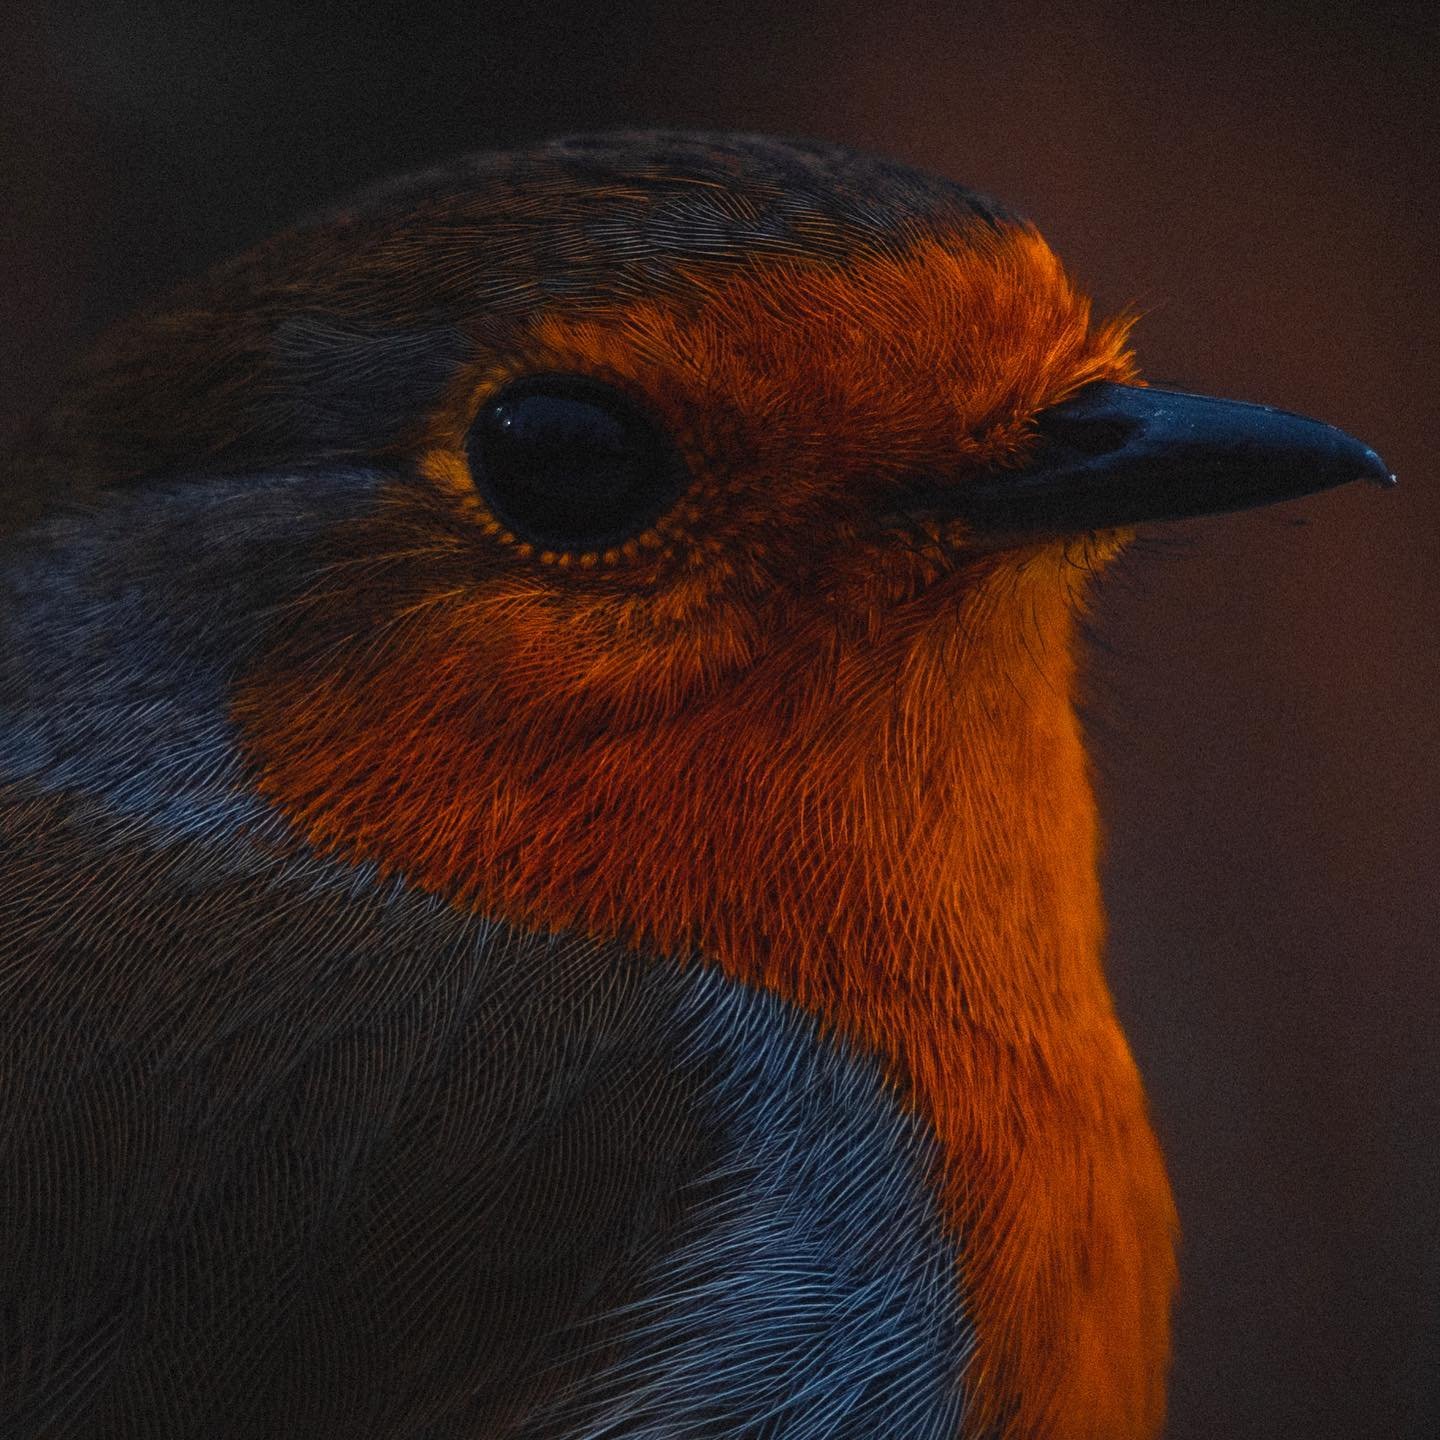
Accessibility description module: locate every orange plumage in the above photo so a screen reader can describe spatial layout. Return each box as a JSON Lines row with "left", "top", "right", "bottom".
{"left": 235, "top": 224, "right": 1172, "bottom": 1439}
{"left": 7, "top": 132, "right": 1386, "bottom": 1440}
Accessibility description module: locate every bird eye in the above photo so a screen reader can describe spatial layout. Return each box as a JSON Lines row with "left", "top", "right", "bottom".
{"left": 466, "top": 375, "right": 690, "bottom": 551}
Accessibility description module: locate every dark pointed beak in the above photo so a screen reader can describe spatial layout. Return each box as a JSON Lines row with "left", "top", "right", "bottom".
{"left": 938, "top": 381, "right": 1394, "bottom": 534}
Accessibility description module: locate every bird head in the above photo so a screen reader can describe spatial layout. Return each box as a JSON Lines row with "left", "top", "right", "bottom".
{"left": 11, "top": 131, "right": 1388, "bottom": 971}
{"left": 398, "top": 213, "right": 1141, "bottom": 732}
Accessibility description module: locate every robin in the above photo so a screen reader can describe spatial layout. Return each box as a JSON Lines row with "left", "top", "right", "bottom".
{"left": 0, "top": 132, "right": 1390, "bottom": 1439}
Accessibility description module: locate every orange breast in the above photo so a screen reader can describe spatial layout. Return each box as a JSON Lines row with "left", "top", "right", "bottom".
{"left": 235, "top": 548, "right": 1175, "bottom": 1440}
{"left": 233, "top": 226, "right": 1175, "bottom": 1438}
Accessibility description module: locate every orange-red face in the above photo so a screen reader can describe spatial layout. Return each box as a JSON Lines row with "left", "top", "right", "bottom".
{"left": 231, "top": 219, "right": 1138, "bottom": 951}
{"left": 400, "top": 225, "right": 1137, "bottom": 730}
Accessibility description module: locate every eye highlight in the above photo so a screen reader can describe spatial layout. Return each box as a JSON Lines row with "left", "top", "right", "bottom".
{"left": 466, "top": 375, "right": 691, "bottom": 553}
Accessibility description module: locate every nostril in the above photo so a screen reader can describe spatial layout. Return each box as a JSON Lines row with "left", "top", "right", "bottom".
{"left": 1031, "top": 413, "right": 1138, "bottom": 458}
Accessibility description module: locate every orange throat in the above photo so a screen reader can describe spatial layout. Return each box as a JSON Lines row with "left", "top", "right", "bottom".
{"left": 237, "top": 545, "right": 1178, "bottom": 1440}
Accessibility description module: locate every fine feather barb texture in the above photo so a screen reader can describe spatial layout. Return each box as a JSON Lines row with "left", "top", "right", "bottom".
{"left": 0, "top": 133, "right": 1200, "bottom": 1439}
{"left": 0, "top": 780, "right": 970, "bottom": 1439}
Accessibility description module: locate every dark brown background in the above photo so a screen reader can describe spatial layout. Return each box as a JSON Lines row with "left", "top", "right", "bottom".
{"left": 4, "top": 2, "right": 1436, "bottom": 1436}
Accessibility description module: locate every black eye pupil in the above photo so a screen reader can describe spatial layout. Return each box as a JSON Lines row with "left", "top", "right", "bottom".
{"left": 468, "top": 376, "right": 688, "bottom": 550}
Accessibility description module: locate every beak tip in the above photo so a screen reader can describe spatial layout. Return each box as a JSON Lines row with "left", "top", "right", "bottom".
{"left": 1359, "top": 446, "right": 1397, "bottom": 489}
